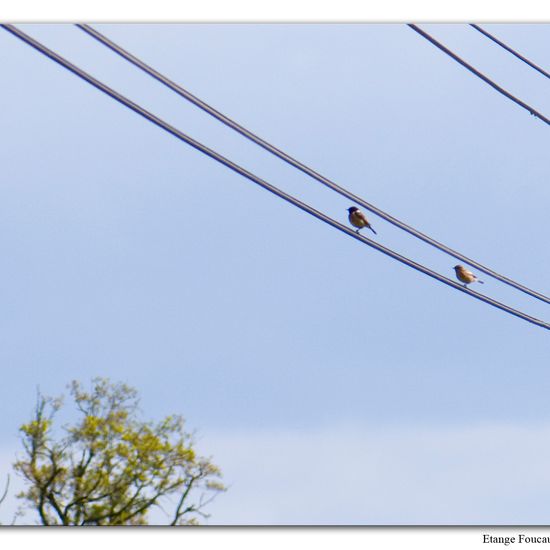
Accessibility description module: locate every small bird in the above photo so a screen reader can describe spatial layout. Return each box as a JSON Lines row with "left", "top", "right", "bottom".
{"left": 454, "top": 265, "right": 484, "bottom": 287}
{"left": 347, "top": 207, "right": 377, "bottom": 235}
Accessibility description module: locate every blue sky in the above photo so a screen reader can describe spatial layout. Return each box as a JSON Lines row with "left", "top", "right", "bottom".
{"left": 0, "top": 23, "right": 549, "bottom": 524}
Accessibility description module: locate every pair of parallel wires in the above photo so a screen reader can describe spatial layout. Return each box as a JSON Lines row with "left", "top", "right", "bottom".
{"left": 408, "top": 24, "right": 550, "bottom": 124}
{"left": 2, "top": 23, "right": 549, "bottom": 330}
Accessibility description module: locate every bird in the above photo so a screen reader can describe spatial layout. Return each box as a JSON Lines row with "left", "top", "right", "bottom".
{"left": 453, "top": 265, "right": 484, "bottom": 287}
{"left": 347, "top": 207, "right": 377, "bottom": 235}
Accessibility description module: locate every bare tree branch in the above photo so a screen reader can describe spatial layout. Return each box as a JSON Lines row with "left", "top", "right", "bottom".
{"left": 0, "top": 475, "right": 9, "bottom": 506}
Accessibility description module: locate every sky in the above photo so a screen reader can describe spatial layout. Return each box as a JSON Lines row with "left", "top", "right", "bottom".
{"left": 0, "top": 23, "right": 549, "bottom": 525}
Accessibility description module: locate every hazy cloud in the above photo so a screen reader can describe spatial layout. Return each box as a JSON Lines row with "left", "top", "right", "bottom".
{"left": 199, "top": 422, "right": 550, "bottom": 525}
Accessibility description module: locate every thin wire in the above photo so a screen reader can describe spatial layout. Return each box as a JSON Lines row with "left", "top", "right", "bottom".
{"left": 470, "top": 24, "right": 550, "bottom": 80}
{"left": 3, "top": 23, "right": 548, "bottom": 331}
{"left": 76, "top": 23, "right": 550, "bottom": 306}
{"left": 408, "top": 24, "right": 550, "bottom": 126}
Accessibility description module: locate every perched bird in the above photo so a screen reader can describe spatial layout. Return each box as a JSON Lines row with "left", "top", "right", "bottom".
{"left": 454, "top": 265, "right": 484, "bottom": 287}
{"left": 347, "top": 207, "right": 377, "bottom": 235}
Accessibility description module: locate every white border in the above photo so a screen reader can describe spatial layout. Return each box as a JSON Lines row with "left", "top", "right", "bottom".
{"left": 1, "top": 0, "right": 550, "bottom": 22}
{"left": 0, "top": 527, "right": 538, "bottom": 550}
{"left": 1, "top": 4, "right": 550, "bottom": 550}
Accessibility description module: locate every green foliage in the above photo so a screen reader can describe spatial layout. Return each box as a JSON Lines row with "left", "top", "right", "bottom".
{"left": 14, "top": 378, "right": 225, "bottom": 525}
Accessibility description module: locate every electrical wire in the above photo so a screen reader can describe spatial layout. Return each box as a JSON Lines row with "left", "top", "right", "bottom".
{"left": 2, "top": 23, "right": 549, "bottom": 331}
{"left": 408, "top": 24, "right": 550, "bottom": 126}
{"left": 470, "top": 24, "right": 550, "bottom": 80}
{"left": 76, "top": 23, "right": 550, "bottom": 306}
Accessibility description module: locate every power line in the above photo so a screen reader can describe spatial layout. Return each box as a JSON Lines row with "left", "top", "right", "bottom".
{"left": 76, "top": 23, "right": 550, "bottom": 306}
{"left": 2, "top": 23, "right": 548, "bottom": 331}
{"left": 470, "top": 24, "right": 550, "bottom": 80}
{"left": 408, "top": 24, "right": 550, "bottom": 126}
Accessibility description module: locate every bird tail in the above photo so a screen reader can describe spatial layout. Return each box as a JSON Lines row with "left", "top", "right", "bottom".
{"left": 369, "top": 225, "right": 377, "bottom": 235}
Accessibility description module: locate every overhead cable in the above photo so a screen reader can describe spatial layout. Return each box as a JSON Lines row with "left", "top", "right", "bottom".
{"left": 470, "top": 24, "right": 550, "bottom": 80}
{"left": 2, "top": 23, "right": 548, "bottom": 330}
{"left": 408, "top": 24, "right": 550, "bottom": 126}
{"left": 76, "top": 23, "right": 550, "bottom": 306}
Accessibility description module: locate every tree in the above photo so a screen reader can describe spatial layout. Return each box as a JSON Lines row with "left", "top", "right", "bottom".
{"left": 14, "top": 378, "right": 225, "bottom": 525}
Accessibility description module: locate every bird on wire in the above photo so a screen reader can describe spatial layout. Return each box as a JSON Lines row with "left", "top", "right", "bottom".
{"left": 347, "top": 206, "right": 377, "bottom": 235}
{"left": 454, "top": 265, "right": 484, "bottom": 287}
